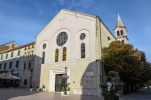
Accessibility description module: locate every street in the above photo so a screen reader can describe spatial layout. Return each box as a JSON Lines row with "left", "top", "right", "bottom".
{"left": 121, "top": 87, "right": 151, "bottom": 100}
{"left": 0, "top": 87, "right": 150, "bottom": 100}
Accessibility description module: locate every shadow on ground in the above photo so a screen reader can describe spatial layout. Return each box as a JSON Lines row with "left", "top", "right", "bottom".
{"left": 0, "top": 88, "right": 103, "bottom": 100}
{"left": 0, "top": 88, "right": 38, "bottom": 100}
{"left": 121, "top": 87, "right": 151, "bottom": 100}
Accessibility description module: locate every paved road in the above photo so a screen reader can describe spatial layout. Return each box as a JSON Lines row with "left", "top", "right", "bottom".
{"left": 0, "top": 87, "right": 151, "bottom": 100}
{"left": 0, "top": 88, "right": 103, "bottom": 100}
{"left": 121, "top": 87, "right": 151, "bottom": 100}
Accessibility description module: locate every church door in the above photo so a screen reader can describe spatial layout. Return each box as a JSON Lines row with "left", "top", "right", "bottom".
{"left": 55, "top": 74, "right": 63, "bottom": 92}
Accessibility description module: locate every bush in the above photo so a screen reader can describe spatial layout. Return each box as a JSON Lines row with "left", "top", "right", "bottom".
{"left": 61, "top": 86, "right": 65, "bottom": 92}
{"left": 101, "top": 71, "right": 123, "bottom": 97}
{"left": 42, "top": 85, "right": 45, "bottom": 89}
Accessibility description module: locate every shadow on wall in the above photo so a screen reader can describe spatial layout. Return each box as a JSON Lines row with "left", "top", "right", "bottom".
{"left": 0, "top": 54, "right": 44, "bottom": 100}
{"left": 0, "top": 55, "right": 34, "bottom": 88}
{"left": 32, "top": 55, "right": 43, "bottom": 88}
{"left": 0, "top": 54, "right": 45, "bottom": 89}
{"left": 80, "top": 59, "right": 105, "bottom": 100}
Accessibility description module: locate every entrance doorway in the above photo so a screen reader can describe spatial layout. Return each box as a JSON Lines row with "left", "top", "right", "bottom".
{"left": 55, "top": 74, "right": 63, "bottom": 92}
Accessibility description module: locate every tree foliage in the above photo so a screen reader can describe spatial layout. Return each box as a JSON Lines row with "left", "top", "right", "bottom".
{"left": 102, "top": 41, "right": 151, "bottom": 83}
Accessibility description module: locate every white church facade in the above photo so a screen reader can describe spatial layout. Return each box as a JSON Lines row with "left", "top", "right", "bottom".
{"left": 33, "top": 9, "right": 128, "bottom": 95}
{"left": 0, "top": 9, "right": 128, "bottom": 95}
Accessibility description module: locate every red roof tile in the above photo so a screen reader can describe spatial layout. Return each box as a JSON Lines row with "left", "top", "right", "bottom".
{"left": 0, "top": 42, "right": 35, "bottom": 54}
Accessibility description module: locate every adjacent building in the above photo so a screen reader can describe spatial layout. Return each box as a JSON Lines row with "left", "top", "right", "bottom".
{"left": 0, "top": 42, "right": 35, "bottom": 87}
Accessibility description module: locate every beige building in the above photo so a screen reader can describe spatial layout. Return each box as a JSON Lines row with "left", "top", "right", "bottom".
{"left": 0, "top": 42, "right": 35, "bottom": 87}
{"left": 0, "top": 9, "right": 128, "bottom": 95}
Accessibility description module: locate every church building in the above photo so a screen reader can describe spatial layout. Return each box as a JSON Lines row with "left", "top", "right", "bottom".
{"left": 32, "top": 9, "right": 128, "bottom": 95}
{"left": 0, "top": 9, "right": 128, "bottom": 96}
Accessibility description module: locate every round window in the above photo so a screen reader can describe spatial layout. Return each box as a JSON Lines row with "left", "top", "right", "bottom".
{"left": 43, "top": 43, "right": 46, "bottom": 49}
{"left": 80, "top": 33, "right": 86, "bottom": 40}
{"left": 56, "top": 32, "right": 68, "bottom": 46}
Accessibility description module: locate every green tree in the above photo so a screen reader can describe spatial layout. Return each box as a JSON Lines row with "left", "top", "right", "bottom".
{"left": 102, "top": 41, "right": 151, "bottom": 93}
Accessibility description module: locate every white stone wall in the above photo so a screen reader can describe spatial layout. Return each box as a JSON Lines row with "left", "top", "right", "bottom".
{"left": 114, "top": 27, "right": 128, "bottom": 44}
{"left": 100, "top": 22, "right": 115, "bottom": 48}
{"left": 39, "top": 59, "right": 102, "bottom": 95}
{"left": 35, "top": 10, "right": 97, "bottom": 63}
{"left": 33, "top": 10, "right": 97, "bottom": 87}
{"left": 34, "top": 9, "right": 116, "bottom": 95}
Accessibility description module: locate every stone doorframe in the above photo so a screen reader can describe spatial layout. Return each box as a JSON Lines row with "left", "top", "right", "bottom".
{"left": 49, "top": 68, "right": 70, "bottom": 92}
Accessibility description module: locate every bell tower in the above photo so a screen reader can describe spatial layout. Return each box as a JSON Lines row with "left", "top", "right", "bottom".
{"left": 114, "top": 14, "right": 128, "bottom": 44}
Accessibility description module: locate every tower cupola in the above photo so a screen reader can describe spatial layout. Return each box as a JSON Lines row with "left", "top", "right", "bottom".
{"left": 114, "top": 14, "right": 128, "bottom": 44}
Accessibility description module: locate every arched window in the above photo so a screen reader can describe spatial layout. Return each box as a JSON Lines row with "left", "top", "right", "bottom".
{"left": 42, "top": 51, "right": 45, "bottom": 64}
{"left": 62, "top": 47, "right": 67, "bottom": 61}
{"left": 11, "top": 52, "right": 13, "bottom": 58}
{"left": 43, "top": 43, "right": 46, "bottom": 49}
{"left": 122, "top": 40, "right": 124, "bottom": 44}
{"left": 6, "top": 54, "right": 8, "bottom": 59}
{"left": 24, "top": 62, "right": 26, "bottom": 70}
{"left": 24, "top": 79, "right": 27, "bottom": 85}
{"left": 117, "top": 31, "right": 120, "bottom": 36}
{"left": 1, "top": 55, "right": 3, "bottom": 60}
{"left": 81, "top": 43, "right": 85, "bottom": 58}
{"left": 17, "top": 50, "right": 20, "bottom": 56}
{"left": 121, "top": 30, "right": 123, "bottom": 35}
{"left": 108, "top": 37, "right": 111, "bottom": 41}
{"left": 55, "top": 49, "right": 59, "bottom": 62}
{"left": 28, "top": 62, "right": 31, "bottom": 69}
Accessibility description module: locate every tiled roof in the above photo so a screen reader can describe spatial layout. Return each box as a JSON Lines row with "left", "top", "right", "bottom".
{"left": 0, "top": 46, "right": 9, "bottom": 53}
{"left": 0, "top": 42, "right": 35, "bottom": 54}
{"left": 0, "top": 41, "right": 15, "bottom": 46}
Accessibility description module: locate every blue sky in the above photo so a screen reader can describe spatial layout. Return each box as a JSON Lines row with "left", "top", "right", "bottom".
{"left": 0, "top": 0, "right": 151, "bottom": 62}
